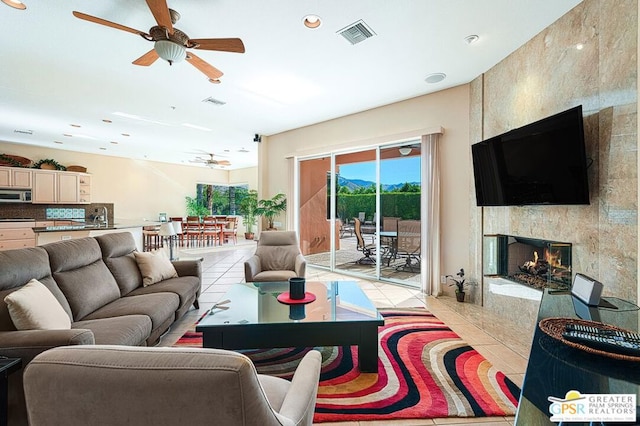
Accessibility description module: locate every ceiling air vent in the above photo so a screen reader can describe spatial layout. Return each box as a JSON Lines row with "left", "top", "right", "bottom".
{"left": 337, "top": 20, "right": 376, "bottom": 45}
{"left": 202, "top": 97, "right": 226, "bottom": 106}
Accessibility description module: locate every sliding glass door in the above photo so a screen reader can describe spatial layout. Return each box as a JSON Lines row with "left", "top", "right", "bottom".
{"left": 298, "top": 141, "right": 422, "bottom": 288}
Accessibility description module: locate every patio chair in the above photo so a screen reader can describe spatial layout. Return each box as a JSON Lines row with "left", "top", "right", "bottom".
{"left": 354, "top": 218, "right": 376, "bottom": 264}
{"left": 395, "top": 220, "right": 421, "bottom": 272}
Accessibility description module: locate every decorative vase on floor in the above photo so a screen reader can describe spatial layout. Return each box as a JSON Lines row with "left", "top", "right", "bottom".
{"left": 455, "top": 291, "right": 465, "bottom": 302}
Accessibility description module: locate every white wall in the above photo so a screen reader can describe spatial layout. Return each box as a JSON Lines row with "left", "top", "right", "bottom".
{"left": 0, "top": 141, "right": 258, "bottom": 223}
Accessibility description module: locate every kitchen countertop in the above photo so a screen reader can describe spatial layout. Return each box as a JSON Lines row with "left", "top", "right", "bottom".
{"left": 32, "top": 221, "right": 156, "bottom": 233}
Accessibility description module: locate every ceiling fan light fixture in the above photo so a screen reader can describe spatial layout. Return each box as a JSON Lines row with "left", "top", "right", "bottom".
{"left": 399, "top": 147, "right": 412, "bottom": 156}
{"left": 2, "top": 0, "right": 26, "bottom": 10}
{"left": 154, "top": 40, "right": 186, "bottom": 64}
{"left": 303, "top": 15, "right": 322, "bottom": 29}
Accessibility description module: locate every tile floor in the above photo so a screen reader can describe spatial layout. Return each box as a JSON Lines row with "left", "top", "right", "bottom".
{"left": 161, "top": 240, "right": 529, "bottom": 426}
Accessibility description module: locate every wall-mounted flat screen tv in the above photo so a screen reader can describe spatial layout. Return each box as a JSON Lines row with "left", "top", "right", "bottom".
{"left": 472, "top": 105, "right": 590, "bottom": 206}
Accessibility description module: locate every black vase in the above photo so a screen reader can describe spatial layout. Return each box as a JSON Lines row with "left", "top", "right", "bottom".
{"left": 289, "top": 277, "right": 306, "bottom": 300}
{"left": 456, "top": 291, "right": 465, "bottom": 302}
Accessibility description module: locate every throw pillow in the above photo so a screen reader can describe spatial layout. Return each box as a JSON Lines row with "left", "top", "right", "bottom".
{"left": 134, "top": 250, "right": 178, "bottom": 286}
{"left": 4, "top": 279, "right": 71, "bottom": 330}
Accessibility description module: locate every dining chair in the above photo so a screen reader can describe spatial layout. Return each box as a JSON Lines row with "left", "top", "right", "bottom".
{"left": 223, "top": 216, "right": 238, "bottom": 244}
{"left": 169, "top": 217, "right": 184, "bottom": 247}
{"left": 201, "top": 215, "right": 221, "bottom": 246}
{"left": 184, "top": 216, "right": 203, "bottom": 247}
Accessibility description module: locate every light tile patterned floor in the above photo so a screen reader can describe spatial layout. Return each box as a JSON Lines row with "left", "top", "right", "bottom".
{"left": 161, "top": 239, "right": 525, "bottom": 426}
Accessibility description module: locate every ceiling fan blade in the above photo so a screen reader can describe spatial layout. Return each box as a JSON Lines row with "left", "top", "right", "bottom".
{"left": 72, "top": 11, "right": 147, "bottom": 36}
{"left": 217, "top": 160, "right": 232, "bottom": 166}
{"left": 186, "top": 53, "right": 224, "bottom": 80}
{"left": 189, "top": 38, "right": 246, "bottom": 53}
{"left": 133, "top": 50, "right": 160, "bottom": 66}
{"left": 145, "top": 0, "right": 174, "bottom": 33}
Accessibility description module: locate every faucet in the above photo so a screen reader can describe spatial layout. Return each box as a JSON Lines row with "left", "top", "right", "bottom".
{"left": 93, "top": 207, "right": 108, "bottom": 227}
{"left": 101, "top": 206, "right": 108, "bottom": 228}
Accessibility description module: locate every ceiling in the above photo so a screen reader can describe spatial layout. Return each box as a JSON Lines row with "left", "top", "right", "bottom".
{"left": 0, "top": 0, "right": 582, "bottom": 170}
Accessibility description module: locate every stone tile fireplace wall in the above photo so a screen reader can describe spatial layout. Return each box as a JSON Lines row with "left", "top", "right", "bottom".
{"left": 467, "top": 0, "right": 638, "bottom": 333}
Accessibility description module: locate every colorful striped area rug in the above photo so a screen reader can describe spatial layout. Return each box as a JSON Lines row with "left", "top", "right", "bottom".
{"left": 173, "top": 308, "right": 520, "bottom": 423}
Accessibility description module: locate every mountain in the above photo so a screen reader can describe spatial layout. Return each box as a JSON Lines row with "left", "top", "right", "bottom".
{"left": 337, "top": 176, "right": 420, "bottom": 191}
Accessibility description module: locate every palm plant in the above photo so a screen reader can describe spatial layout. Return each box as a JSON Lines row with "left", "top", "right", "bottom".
{"left": 238, "top": 189, "right": 258, "bottom": 236}
{"left": 257, "top": 193, "right": 287, "bottom": 230}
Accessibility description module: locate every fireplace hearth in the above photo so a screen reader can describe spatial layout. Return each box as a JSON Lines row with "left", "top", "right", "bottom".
{"left": 483, "top": 235, "right": 572, "bottom": 290}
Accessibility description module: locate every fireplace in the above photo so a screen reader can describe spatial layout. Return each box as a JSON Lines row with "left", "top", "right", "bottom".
{"left": 483, "top": 234, "right": 572, "bottom": 290}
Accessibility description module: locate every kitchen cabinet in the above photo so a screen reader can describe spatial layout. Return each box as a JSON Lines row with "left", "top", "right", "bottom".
{"left": 57, "top": 173, "right": 79, "bottom": 203}
{"left": 0, "top": 221, "right": 36, "bottom": 251}
{"left": 32, "top": 171, "right": 57, "bottom": 203}
{"left": 32, "top": 170, "right": 90, "bottom": 204}
{"left": 79, "top": 174, "right": 91, "bottom": 203}
{"left": 0, "top": 166, "right": 32, "bottom": 188}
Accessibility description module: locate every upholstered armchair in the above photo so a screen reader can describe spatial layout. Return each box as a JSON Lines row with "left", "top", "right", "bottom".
{"left": 24, "top": 345, "right": 322, "bottom": 426}
{"left": 244, "top": 231, "right": 306, "bottom": 282}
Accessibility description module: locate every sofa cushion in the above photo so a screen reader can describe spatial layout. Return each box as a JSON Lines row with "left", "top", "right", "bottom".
{"left": 83, "top": 292, "right": 179, "bottom": 334}
{"left": 126, "top": 276, "right": 199, "bottom": 312}
{"left": 4, "top": 279, "right": 71, "bottom": 330}
{"left": 73, "top": 315, "right": 152, "bottom": 346}
{"left": 0, "top": 246, "right": 72, "bottom": 331}
{"left": 96, "top": 232, "right": 144, "bottom": 296}
{"left": 44, "top": 238, "right": 121, "bottom": 321}
{"left": 134, "top": 250, "right": 178, "bottom": 286}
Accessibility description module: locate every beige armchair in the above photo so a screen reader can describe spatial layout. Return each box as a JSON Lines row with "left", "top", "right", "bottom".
{"left": 24, "top": 345, "right": 322, "bottom": 426}
{"left": 244, "top": 231, "right": 306, "bottom": 282}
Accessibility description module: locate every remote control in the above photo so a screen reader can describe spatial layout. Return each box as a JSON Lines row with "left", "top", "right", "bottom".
{"left": 562, "top": 330, "right": 640, "bottom": 356}
{"left": 565, "top": 323, "right": 640, "bottom": 343}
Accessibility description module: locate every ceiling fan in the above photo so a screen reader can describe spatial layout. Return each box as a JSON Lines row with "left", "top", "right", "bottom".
{"left": 72, "top": 0, "right": 245, "bottom": 83}
{"left": 190, "top": 153, "right": 231, "bottom": 168}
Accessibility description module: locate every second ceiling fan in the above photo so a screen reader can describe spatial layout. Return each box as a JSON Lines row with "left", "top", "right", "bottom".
{"left": 73, "top": 0, "right": 245, "bottom": 83}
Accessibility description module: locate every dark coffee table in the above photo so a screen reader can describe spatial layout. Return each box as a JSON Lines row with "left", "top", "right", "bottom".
{"left": 196, "top": 281, "right": 384, "bottom": 372}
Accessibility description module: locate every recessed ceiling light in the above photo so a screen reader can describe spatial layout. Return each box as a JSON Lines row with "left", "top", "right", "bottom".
{"left": 102, "top": 119, "right": 112, "bottom": 123}
{"left": 110, "top": 141, "right": 118, "bottom": 145}
{"left": 99, "top": 147, "right": 107, "bottom": 151}
{"left": 2, "top": 0, "right": 26, "bottom": 10}
{"left": 54, "top": 141, "right": 63, "bottom": 144}
{"left": 121, "top": 133, "right": 130, "bottom": 137}
{"left": 303, "top": 14, "right": 322, "bottom": 29}
{"left": 70, "top": 124, "right": 81, "bottom": 128}
{"left": 238, "top": 148, "right": 250, "bottom": 153}
{"left": 425, "top": 73, "right": 446, "bottom": 84}
{"left": 223, "top": 149, "right": 230, "bottom": 152}
{"left": 63, "top": 133, "right": 73, "bottom": 137}
{"left": 464, "top": 34, "right": 479, "bottom": 45}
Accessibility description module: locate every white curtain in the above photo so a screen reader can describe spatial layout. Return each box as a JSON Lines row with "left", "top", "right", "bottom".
{"left": 422, "top": 133, "right": 441, "bottom": 295}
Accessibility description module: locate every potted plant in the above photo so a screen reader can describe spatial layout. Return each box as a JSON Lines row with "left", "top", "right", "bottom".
{"left": 447, "top": 268, "right": 467, "bottom": 302}
{"left": 257, "top": 192, "right": 287, "bottom": 230}
{"left": 239, "top": 189, "right": 258, "bottom": 240}
{"left": 185, "top": 196, "right": 210, "bottom": 217}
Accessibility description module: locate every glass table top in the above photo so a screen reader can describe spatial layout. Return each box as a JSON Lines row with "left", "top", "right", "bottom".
{"left": 197, "top": 281, "right": 382, "bottom": 327}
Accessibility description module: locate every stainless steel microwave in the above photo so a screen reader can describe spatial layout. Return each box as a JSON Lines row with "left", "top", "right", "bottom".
{"left": 0, "top": 189, "right": 32, "bottom": 203}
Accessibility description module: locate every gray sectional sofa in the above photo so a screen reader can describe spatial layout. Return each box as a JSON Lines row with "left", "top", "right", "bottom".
{"left": 0, "top": 232, "right": 201, "bottom": 426}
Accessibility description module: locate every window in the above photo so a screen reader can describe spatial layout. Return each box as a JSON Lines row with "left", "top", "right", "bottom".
{"left": 195, "top": 184, "right": 248, "bottom": 215}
